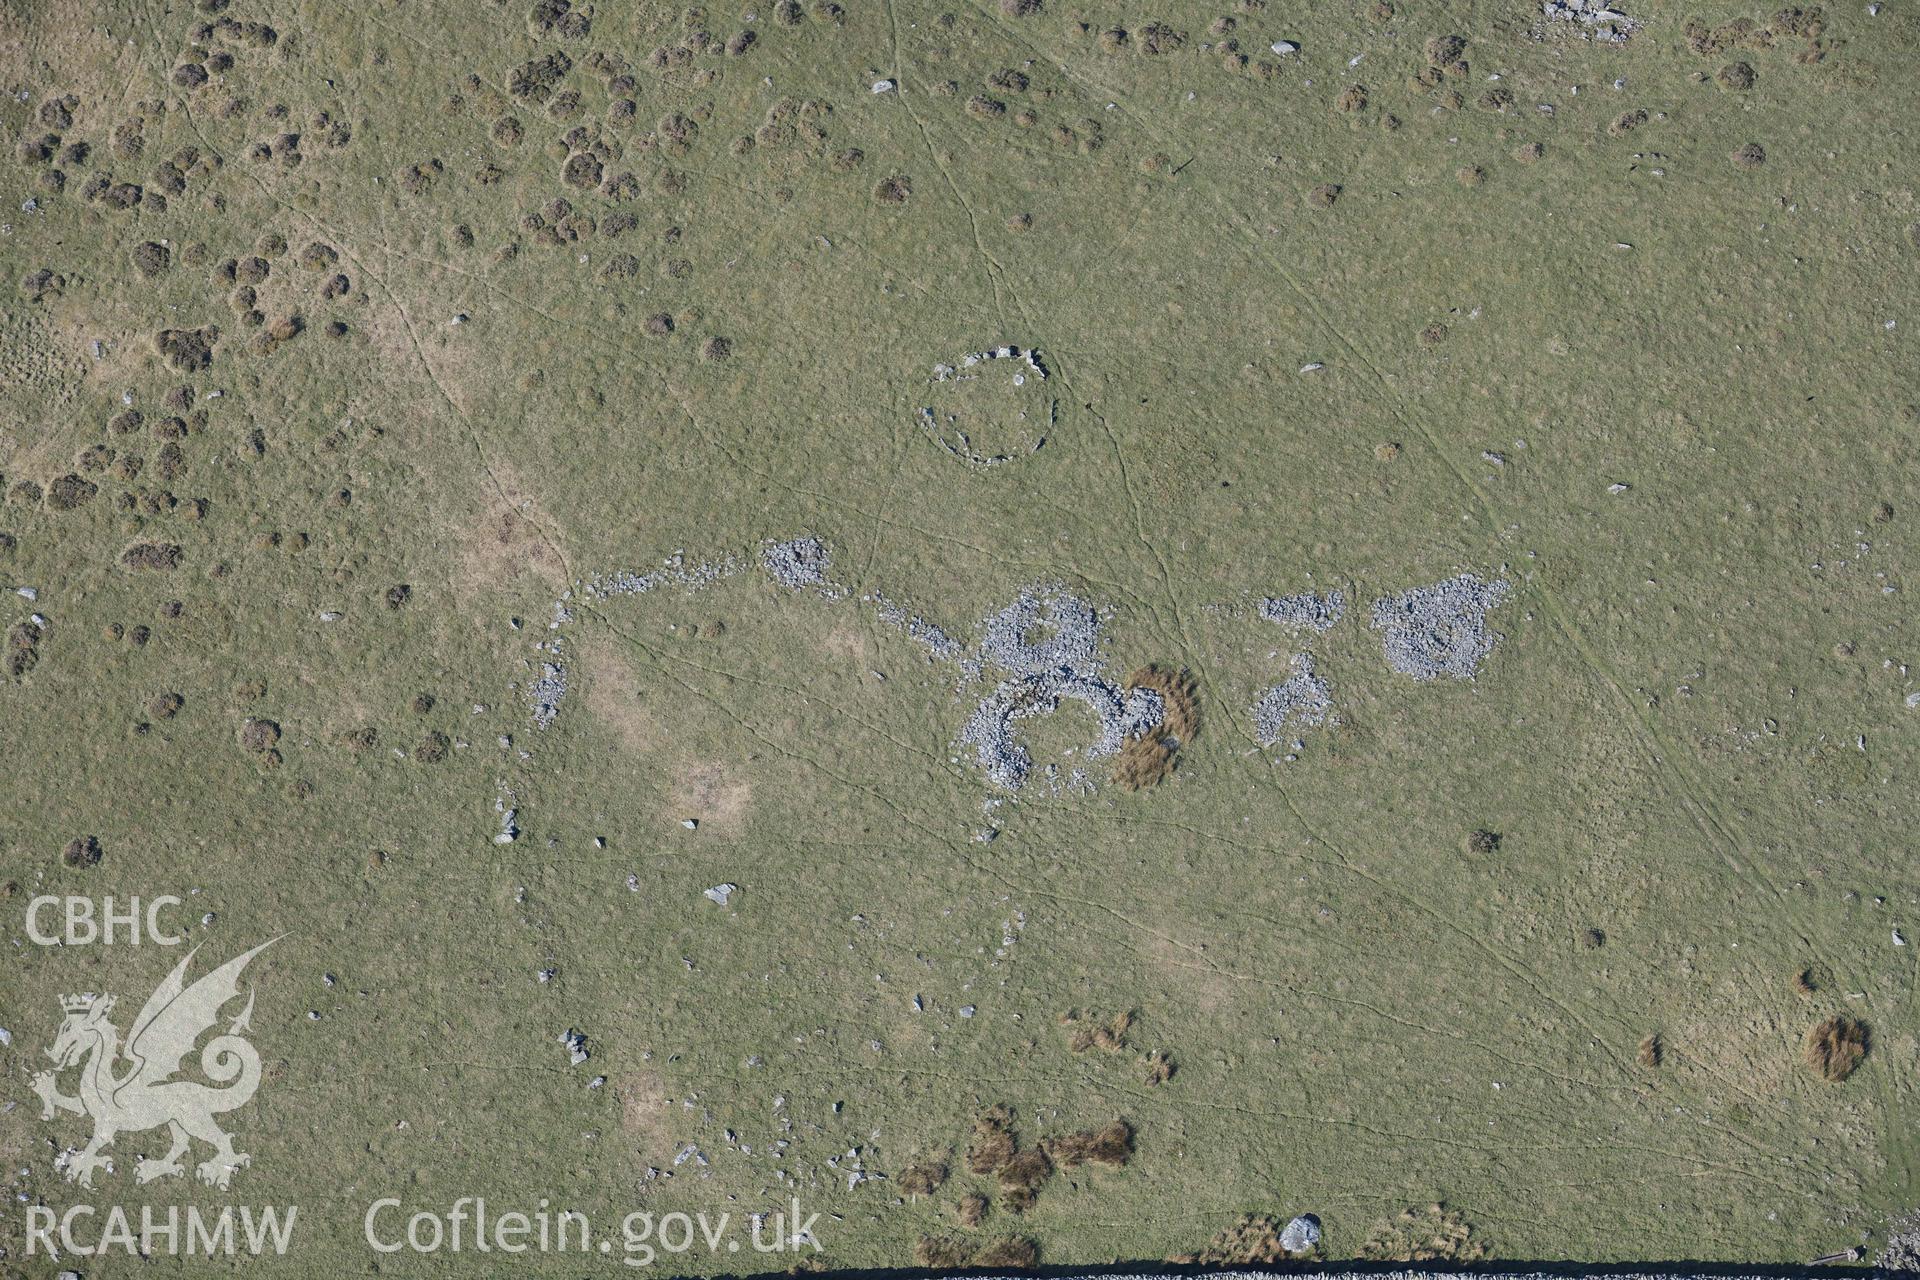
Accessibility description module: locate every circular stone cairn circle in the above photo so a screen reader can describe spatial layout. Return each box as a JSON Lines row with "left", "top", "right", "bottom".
{"left": 961, "top": 585, "right": 1164, "bottom": 793}
{"left": 918, "top": 344, "right": 1055, "bottom": 469}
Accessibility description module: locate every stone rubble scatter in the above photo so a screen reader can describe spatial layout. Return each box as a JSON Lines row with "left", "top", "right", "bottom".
{"left": 762, "top": 535, "right": 833, "bottom": 592}
{"left": 511, "top": 526, "right": 1517, "bottom": 819}
{"left": 583, "top": 551, "right": 739, "bottom": 600}
{"left": 866, "top": 590, "right": 966, "bottom": 661}
{"left": 1258, "top": 590, "right": 1346, "bottom": 632}
{"left": 1251, "top": 653, "right": 1334, "bottom": 746}
{"left": 979, "top": 589, "right": 1100, "bottom": 674}
{"left": 1369, "top": 573, "right": 1514, "bottom": 681}
{"left": 528, "top": 656, "right": 569, "bottom": 730}
{"left": 931, "top": 344, "right": 1049, "bottom": 383}
{"left": 526, "top": 553, "right": 741, "bottom": 730}
{"left": 1539, "top": 0, "right": 1640, "bottom": 39}
{"left": 493, "top": 788, "right": 520, "bottom": 844}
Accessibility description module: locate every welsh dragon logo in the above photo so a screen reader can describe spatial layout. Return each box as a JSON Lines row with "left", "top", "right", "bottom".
{"left": 31, "top": 940, "right": 276, "bottom": 1191}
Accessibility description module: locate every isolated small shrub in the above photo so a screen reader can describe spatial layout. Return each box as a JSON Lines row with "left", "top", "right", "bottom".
{"left": 239, "top": 717, "right": 281, "bottom": 752}
{"left": 63, "top": 836, "right": 103, "bottom": 867}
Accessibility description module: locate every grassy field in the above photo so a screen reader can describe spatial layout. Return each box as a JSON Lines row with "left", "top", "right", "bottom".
{"left": 3, "top": 0, "right": 1919, "bottom": 1272}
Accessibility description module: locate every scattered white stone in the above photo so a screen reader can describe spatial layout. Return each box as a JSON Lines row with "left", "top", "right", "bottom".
{"left": 1896, "top": 928, "right": 1908, "bottom": 947}
{"left": 704, "top": 883, "right": 737, "bottom": 906}
{"left": 1271, "top": 39, "right": 1299, "bottom": 54}
{"left": 682, "top": 818, "right": 699, "bottom": 830}
{"left": 871, "top": 79, "right": 895, "bottom": 93}
{"left": 1299, "top": 361, "right": 1325, "bottom": 373}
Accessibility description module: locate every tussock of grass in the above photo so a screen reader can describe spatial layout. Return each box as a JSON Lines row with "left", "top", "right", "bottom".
{"left": 898, "top": 1158, "right": 948, "bottom": 1197}
{"left": 1806, "top": 1015, "right": 1868, "bottom": 1082}
{"left": 1060, "top": 1007, "right": 1132, "bottom": 1052}
{"left": 914, "top": 1234, "right": 972, "bottom": 1268}
{"left": 1638, "top": 1033, "right": 1662, "bottom": 1068}
{"left": 955, "top": 1192, "right": 989, "bottom": 1227}
{"left": 1112, "top": 733, "right": 1177, "bottom": 789}
{"left": 1171, "top": 1214, "right": 1291, "bottom": 1264}
{"left": 996, "top": 1146, "right": 1052, "bottom": 1212}
{"left": 1043, "top": 1118, "right": 1133, "bottom": 1169}
{"left": 973, "top": 1237, "right": 1039, "bottom": 1268}
{"left": 965, "top": 1105, "right": 1016, "bottom": 1174}
{"left": 1359, "top": 1203, "right": 1487, "bottom": 1263}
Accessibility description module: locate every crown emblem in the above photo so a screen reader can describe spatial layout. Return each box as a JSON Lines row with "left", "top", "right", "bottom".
{"left": 60, "top": 992, "right": 102, "bottom": 1012}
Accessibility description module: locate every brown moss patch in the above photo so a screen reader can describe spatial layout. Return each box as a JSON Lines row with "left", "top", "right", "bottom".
{"left": 1043, "top": 1118, "right": 1132, "bottom": 1169}
{"left": 898, "top": 1159, "right": 949, "bottom": 1197}
{"left": 1172, "top": 1214, "right": 1291, "bottom": 1265}
{"left": 914, "top": 1235, "right": 972, "bottom": 1268}
{"left": 1113, "top": 734, "right": 1176, "bottom": 790}
{"left": 1359, "top": 1204, "right": 1487, "bottom": 1262}
{"left": 974, "top": 1237, "right": 1038, "bottom": 1268}
{"left": 966, "top": 1105, "right": 1017, "bottom": 1175}
{"left": 997, "top": 1145, "right": 1052, "bottom": 1212}
{"left": 1806, "top": 1015, "right": 1868, "bottom": 1082}
{"left": 1061, "top": 1007, "right": 1133, "bottom": 1053}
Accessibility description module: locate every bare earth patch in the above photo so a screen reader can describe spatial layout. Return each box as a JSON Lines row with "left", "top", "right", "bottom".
{"left": 667, "top": 760, "right": 751, "bottom": 835}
